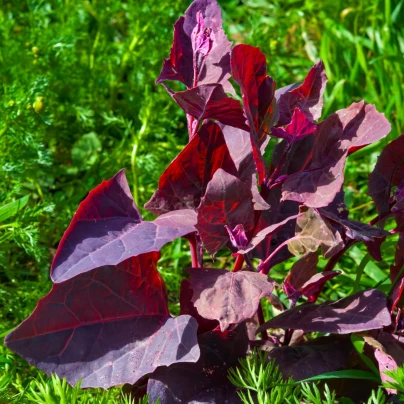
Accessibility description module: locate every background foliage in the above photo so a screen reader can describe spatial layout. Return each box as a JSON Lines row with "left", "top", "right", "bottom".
{"left": 0, "top": 0, "right": 403, "bottom": 401}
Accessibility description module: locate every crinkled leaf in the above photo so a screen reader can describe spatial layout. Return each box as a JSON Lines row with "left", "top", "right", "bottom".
{"left": 51, "top": 170, "right": 197, "bottom": 282}
{"left": 277, "top": 60, "right": 327, "bottom": 126}
{"left": 258, "top": 289, "right": 391, "bottom": 334}
{"left": 173, "top": 84, "right": 248, "bottom": 131}
{"left": 282, "top": 102, "right": 391, "bottom": 208}
{"left": 147, "top": 325, "right": 248, "bottom": 404}
{"left": 271, "top": 108, "right": 316, "bottom": 144}
{"left": 369, "top": 134, "right": 404, "bottom": 219}
{"left": 5, "top": 255, "right": 199, "bottom": 388}
{"left": 196, "top": 169, "right": 254, "bottom": 255}
{"left": 225, "top": 224, "right": 249, "bottom": 250}
{"left": 145, "top": 122, "right": 237, "bottom": 215}
{"left": 268, "top": 337, "right": 352, "bottom": 381}
{"left": 288, "top": 207, "right": 344, "bottom": 258}
{"left": 157, "top": 0, "right": 233, "bottom": 92}
{"left": 187, "top": 267, "right": 274, "bottom": 331}
{"left": 231, "top": 44, "right": 276, "bottom": 184}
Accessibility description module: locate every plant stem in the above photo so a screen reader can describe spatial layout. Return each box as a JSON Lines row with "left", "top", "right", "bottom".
{"left": 232, "top": 254, "right": 244, "bottom": 272}
{"left": 257, "top": 303, "right": 268, "bottom": 340}
{"left": 189, "top": 233, "right": 200, "bottom": 268}
{"left": 265, "top": 143, "right": 291, "bottom": 188}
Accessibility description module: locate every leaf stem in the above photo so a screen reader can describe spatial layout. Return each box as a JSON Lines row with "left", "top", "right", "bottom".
{"left": 189, "top": 233, "right": 200, "bottom": 268}
{"left": 265, "top": 143, "right": 291, "bottom": 188}
{"left": 232, "top": 254, "right": 244, "bottom": 272}
{"left": 256, "top": 303, "right": 268, "bottom": 340}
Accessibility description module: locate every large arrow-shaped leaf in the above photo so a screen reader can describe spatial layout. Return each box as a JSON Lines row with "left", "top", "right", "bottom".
{"left": 51, "top": 170, "right": 196, "bottom": 283}
{"left": 6, "top": 254, "right": 199, "bottom": 389}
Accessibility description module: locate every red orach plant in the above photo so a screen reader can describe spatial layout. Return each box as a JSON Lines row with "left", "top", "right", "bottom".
{"left": 6, "top": 0, "right": 404, "bottom": 401}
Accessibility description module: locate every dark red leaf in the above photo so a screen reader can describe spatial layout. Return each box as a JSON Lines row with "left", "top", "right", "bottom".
{"left": 157, "top": 0, "right": 233, "bottom": 92}
{"left": 268, "top": 336, "right": 352, "bottom": 381}
{"left": 369, "top": 134, "right": 404, "bottom": 219}
{"left": 231, "top": 44, "right": 276, "bottom": 184}
{"left": 258, "top": 289, "right": 391, "bottom": 334}
{"left": 187, "top": 267, "right": 274, "bottom": 331}
{"left": 147, "top": 325, "right": 249, "bottom": 403}
{"left": 51, "top": 170, "right": 197, "bottom": 282}
{"left": 271, "top": 108, "right": 316, "bottom": 144}
{"left": 145, "top": 121, "right": 237, "bottom": 215}
{"left": 277, "top": 60, "right": 327, "bottom": 126}
{"left": 282, "top": 101, "right": 391, "bottom": 208}
{"left": 5, "top": 255, "right": 199, "bottom": 388}
{"left": 173, "top": 84, "right": 249, "bottom": 131}
{"left": 196, "top": 169, "right": 254, "bottom": 255}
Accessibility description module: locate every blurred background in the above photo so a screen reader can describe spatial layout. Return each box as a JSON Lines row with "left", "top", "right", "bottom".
{"left": 0, "top": 0, "right": 403, "bottom": 401}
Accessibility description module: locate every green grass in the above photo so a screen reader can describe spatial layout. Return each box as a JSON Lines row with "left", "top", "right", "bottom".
{"left": 0, "top": 0, "right": 403, "bottom": 401}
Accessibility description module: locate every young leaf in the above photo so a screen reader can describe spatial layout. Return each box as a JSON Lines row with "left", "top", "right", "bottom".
{"left": 268, "top": 336, "right": 352, "bottom": 381}
{"left": 271, "top": 108, "right": 316, "bottom": 144}
{"left": 196, "top": 169, "right": 254, "bottom": 255}
{"left": 51, "top": 170, "right": 197, "bottom": 283}
{"left": 258, "top": 289, "right": 391, "bottom": 334}
{"left": 5, "top": 254, "right": 200, "bottom": 389}
{"left": 147, "top": 324, "right": 249, "bottom": 403}
{"left": 157, "top": 0, "right": 233, "bottom": 93}
{"left": 276, "top": 60, "right": 327, "bottom": 126}
{"left": 145, "top": 121, "right": 237, "bottom": 215}
{"left": 187, "top": 267, "right": 274, "bottom": 331}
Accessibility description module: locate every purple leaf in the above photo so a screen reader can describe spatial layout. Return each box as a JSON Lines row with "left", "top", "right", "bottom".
{"left": 295, "top": 271, "right": 341, "bottom": 301}
{"left": 145, "top": 121, "right": 237, "bottom": 215}
{"left": 180, "top": 279, "right": 219, "bottom": 334}
{"left": 51, "top": 170, "right": 197, "bottom": 283}
{"left": 172, "top": 84, "right": 248, "bottom": 131}
{"left": 271, "top": 108, "right": 316, "bottom": 144}
{"left": 369, "top": 134, "right": 404, "bottom": 219}
{"left": 231, "top": 44, "right": 276, "bottom": 184}
{"left": 319, "top": 209, "right": 389, "bottom": 242}
{"left": 282, "top": 101, "right": 391, "bottom": 208}
{"left": 196, "top": 169, "right": 254, "bottom": 255}
{"left": 157, "top": 0, "right": 233, "bottom": 92}
{"left": 284, "top": 252, "right": 319, "bottom": 294}
{"left": 268, "top": 337, "right": 352, "bottom": 381}
{"left": 5, "top": 255, "right": 200, "bottom": 388}
{"left": 239, "top": 214, "right": 300, "bottom": 254}
{"left": 187, "top": 267, "right": 274, "bottom": 331}
{"left": 258, "top": 289, "right": 391, "bottom": 334}
{"left": 287, "top": 207, "right": 344, "bottom": 258}
{"left": 147, "top": 325, "right": 249, "bottom": 403}
{"left": 277, "top": 60, "right": 327, "bottom": 126}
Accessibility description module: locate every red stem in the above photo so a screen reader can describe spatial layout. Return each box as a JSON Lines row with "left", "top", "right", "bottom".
{"left": 189, "top": 233, "right": 200, "bottom": 268}
{"left": 232, "top": 254, "right": 244, "bottom": 272}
